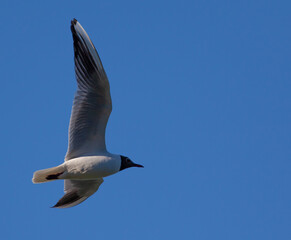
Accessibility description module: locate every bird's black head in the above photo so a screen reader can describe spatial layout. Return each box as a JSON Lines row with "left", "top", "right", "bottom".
{"left": 120, "top": 155, "right": 144, "bottom": 171}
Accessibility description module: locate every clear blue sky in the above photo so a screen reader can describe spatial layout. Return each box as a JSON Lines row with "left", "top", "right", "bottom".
{"left": 1, "top": 0, "right": 290, "bottom": 239}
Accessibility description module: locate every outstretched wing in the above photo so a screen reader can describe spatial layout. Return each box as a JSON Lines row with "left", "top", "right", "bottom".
{"left": 65, "top": 19, "right": 112, "bottom": 161}
{"left": 52, "top": 179, "right": 104, "bottom": 208}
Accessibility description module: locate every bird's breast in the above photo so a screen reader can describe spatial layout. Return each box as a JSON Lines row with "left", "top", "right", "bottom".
{"left": 64, "top": 155, "right": 121, "bottom": 179}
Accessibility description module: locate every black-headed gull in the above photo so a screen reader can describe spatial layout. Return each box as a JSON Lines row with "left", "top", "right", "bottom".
{"left": 32, "top": 19, "right": 143, "bottom": 208}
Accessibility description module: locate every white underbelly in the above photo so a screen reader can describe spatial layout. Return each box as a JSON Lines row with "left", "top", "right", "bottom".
{"left": 62, "top": 155, "right": 121, "bottom": 179}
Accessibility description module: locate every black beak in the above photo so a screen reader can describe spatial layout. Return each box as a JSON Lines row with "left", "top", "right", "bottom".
{"left": 133, "top": 163, "right": 144, "bottom": 168}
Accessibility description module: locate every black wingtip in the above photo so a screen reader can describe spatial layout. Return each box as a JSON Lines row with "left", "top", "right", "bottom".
{"left": 70, "top": 19, "right": 78, "bottom": 34}
{"left": 51, "top": 191, "right": 82, "bottom": 209}
{"left": 71, "top": 18, "right": 78, "bottom": 25}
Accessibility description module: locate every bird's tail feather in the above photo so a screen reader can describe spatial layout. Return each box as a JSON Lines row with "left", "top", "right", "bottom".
{"left": 32, "top": 165, "right": 65, "bottom": 183}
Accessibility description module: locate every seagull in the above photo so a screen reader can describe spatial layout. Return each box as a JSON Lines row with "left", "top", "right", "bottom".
{"left": 32, "top": 19, "right": 143, "bottom": 208}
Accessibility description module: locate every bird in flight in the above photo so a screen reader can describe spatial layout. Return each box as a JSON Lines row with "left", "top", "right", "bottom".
{"left": 32, "top": 19, "right": 143, "bottom": 208}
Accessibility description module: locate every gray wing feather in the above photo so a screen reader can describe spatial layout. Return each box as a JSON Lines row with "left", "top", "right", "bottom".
{"left": 65, "top": 19, "right": 112, "bottom": 160}
{"left": 52, "top": 179, "right": 104, "bottom": 208}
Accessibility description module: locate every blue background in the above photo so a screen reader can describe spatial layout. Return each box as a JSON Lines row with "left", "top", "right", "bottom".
{"left": 1, "top": 0, "right": 290, "bottom": 239}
